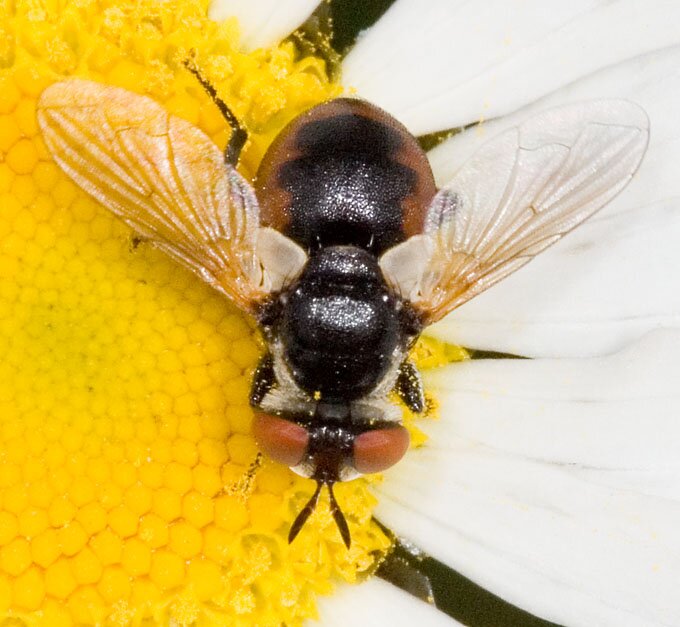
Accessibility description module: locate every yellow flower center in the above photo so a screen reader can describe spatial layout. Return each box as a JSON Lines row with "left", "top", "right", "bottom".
{"left": 0, "top": 0, "right": 465, "bottom": 624}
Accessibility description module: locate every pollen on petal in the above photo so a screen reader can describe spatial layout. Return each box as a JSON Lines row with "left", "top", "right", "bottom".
{"left": 0, "top": 0, "right": 392, "bottom": 623}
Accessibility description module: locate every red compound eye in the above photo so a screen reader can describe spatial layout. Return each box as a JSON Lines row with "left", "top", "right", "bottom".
{"left": 352, "top": 426, "right": 410, "bottom": 475}
{"left": 253, "top": 413, "right": 310, "bottom": 467}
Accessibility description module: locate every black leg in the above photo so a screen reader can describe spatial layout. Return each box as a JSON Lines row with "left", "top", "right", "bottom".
{"left": 250, "top": 353, "right": 276, "bottom": 406}
{"left": 394, "top": 361, "right": 425, "bottom": 413}
{"left": 184, "top": 58, "right": 248, "bottom": 166}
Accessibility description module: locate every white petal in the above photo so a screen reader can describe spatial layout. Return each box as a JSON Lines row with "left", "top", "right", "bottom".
{"left": 375, "top": 329, "right": 680, "bottom": 627}
{"left": 342, "top": 0, "right": 680, "bottom": 135}
{"left": 427, "top": 46, "right": 680, "bottom": 357}
{"left": 208, "top": 0, "right": 319, "bottom": 51}
{"left": 314, "top": 577, "right": 461, "bottom": 626}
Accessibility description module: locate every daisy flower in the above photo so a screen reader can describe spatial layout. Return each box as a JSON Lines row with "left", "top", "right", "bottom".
{"left": 0, "top": 1, "right": 678, "bottom": 626}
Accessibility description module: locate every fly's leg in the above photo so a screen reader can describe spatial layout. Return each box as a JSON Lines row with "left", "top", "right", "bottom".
{"left": 250, "top": 353, "right": 276, "bottom": 406}
{"left": 394, "top": 361, "right": 425, "bottom": 413}
{"left": 184, "top": 57, "right": 248, "bottom": 166}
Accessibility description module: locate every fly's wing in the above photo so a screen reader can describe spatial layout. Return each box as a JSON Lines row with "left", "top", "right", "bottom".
{"left": 37, "top": 79, "right": 307, "bottom": 313}
{"left": 380, "top": 100, "right": 649, "bottom": 324}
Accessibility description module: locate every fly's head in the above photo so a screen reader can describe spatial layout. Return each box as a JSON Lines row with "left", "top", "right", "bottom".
{"left": 253, "top": 402, "right": 410, "bottom": 548}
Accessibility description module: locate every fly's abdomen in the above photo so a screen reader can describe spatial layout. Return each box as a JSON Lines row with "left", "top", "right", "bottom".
{"left": 255, "top": 98, "right": 436, "bottom": 255}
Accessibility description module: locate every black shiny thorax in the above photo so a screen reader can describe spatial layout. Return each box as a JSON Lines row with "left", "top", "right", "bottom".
{"left": 279, "top": 246, "right": 400, "bottom": 401}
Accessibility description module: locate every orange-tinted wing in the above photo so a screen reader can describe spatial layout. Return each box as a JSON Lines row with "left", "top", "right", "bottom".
{"left": 38, "top": 79, "right": 307, "bottom": 313}
{"left": 380, "top": 100, "right": 649, "bottom": 324}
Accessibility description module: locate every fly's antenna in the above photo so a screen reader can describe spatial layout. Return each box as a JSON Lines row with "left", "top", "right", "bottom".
{"left": 327, "top": 482, "right": 351, "bottom": 549}
{"left": 288, "top": 481, "right": 323, "bottom": 545}
{"left": 183, "top": 52, "right": 248, "bottom": 166}
{"left": 288, "top": 481, "right": 352, "bottom": 548}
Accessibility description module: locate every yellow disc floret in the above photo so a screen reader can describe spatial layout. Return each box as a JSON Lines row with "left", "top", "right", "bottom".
{"left": 0, "top": 0, "right": 403, "bottom": 624}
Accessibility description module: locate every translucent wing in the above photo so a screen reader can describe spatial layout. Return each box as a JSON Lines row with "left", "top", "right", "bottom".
{"left": 37, "top": 79, "right": 307, "bottom": 313}
{"left": 380, "top": 100, "right": 649, "bottom": 324}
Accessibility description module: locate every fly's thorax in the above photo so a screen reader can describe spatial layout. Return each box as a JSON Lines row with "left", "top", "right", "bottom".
{"left": 276, "top": 246, "right": 404, "bottom": 401}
